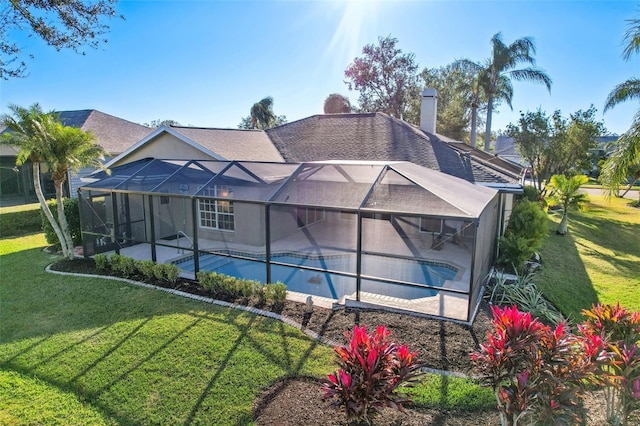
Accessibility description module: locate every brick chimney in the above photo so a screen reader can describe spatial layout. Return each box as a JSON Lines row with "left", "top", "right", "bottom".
{"left": 420, "top": 88, "right": 438, "bottom": 134}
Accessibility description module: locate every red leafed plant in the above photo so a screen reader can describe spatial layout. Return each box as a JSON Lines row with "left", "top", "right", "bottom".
{"left": 578, "top": 303, "right": 640, "bottom": 425}
{"left": 323, "top": 325, "right": 423, "bottom": 425}
{"left": 471, "top": 305, "right": 604, "bottom": 426}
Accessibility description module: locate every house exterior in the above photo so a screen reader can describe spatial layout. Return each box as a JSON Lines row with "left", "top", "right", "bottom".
{"left": 78, "top": 89, "right": 525, "bottom": 324}
{"left": 0, "top": 109, "right": 152, "bottom": 206}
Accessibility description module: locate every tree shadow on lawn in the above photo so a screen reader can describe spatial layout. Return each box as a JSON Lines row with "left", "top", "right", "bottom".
{"left": 569, "top": 213, "right": 640, "bottom": 260}
{"left": 538, "top": 219, "right": 599, "bottom": 319}
{"left": 2, "top": 296, "right": 327, "bottom": 425}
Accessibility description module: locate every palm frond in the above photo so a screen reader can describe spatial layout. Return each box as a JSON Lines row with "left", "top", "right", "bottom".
{"left": 623, "top": 17, "right": 640, "bottom": 60}
{"left": 509, "top": 68, "right": 552, "bottom": 91}
{"left": 603, "top": 78, "right": 640, "bottom": 112}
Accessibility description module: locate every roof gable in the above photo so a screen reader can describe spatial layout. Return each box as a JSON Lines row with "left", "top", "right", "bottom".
{"left": 106, "top": 126, "right": 284, "bottom": 168}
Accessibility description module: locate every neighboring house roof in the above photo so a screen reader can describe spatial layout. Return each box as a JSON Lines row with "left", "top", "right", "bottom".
{"left": 58, "top": 109, "right": 153, "bottom": 156}
{"left": 0, "top": 109, "right": 153, "bottom": 157}
{"left": 266, "top": 113, "right": 522, "bottom": 185}
{"left": 106, "top": 126, "right": 284, "bottom": 168}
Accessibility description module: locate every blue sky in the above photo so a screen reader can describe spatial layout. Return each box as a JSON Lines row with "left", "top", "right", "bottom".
{"left": 2, "top": 0, "right": 638, "bottom": 136}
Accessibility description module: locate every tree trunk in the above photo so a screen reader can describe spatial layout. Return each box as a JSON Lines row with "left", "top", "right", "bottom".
{"left": 557, "top": 211, "right": 568, "bottom": 235}
{"left": 32, "top": 162, "right": 70, "bottom": 257}
{"left": 54, "top": 177, "right": 75, "bottom": 260}
{"left": 620, "top": 177, "right": 638, "bottom": 198}
{"left": 484, "top": 95, "right": 494, "bottom": 152}
{"left": 470, "top": 103, "right": 478, "bottom": 148}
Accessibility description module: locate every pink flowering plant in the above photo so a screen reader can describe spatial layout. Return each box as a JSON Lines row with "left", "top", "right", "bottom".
{"left": 471, "top": 305, "right": 605, "bottom": 426}
{"left": 323, "top": 325, "right": 424, "bottom": 425}
{"left": 578, "top": 303, "right": 640, "bottom": 425}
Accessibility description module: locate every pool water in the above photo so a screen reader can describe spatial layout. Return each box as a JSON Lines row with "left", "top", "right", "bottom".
{"left": 173, "top": 252, "right": 457, "bottom": 301}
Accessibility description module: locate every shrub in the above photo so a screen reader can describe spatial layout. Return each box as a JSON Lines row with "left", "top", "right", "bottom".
{"left": 0, "top": 206, "right": 41, "bottom": 237}
{"left": 222, "top": 276, "right": 237, "bottom": 297}
{"left": 152, "top": 262, "right": 166, "bottom": 281}
{"left": 135, "top": 259, "right": 156, "bottom": 280}
{"left": 254, "top": 281, "right": 267, "bottom": 304}
{"left": 163, "top": 263, "right": 181, "bottom": 284}
{"left": 520, "top": 185, "right": 541, "bottom": 203}
{"left": 110, "top": 254, "right": 136, "bottom": 278}
{"left": 94, "top": 254, "right": 110, "bottom": 271}
{"left": 471, "top": 305, "right": 604, "bottom": 426}
{"left": 578, "top": 303, "right": 640, "bottom": 425}
{"left": 323, "top": 325, "right": 424, "bottom": 425}
{"left": 197, "top": 271, "right": 213, "bottom": 292}
{"left": 41, "top": 198, "right": 82, "bottom": 249}
{"left": 497, "top": 200, "right": 548, "bottom": 272}
{"left": 236, "top": 278, "right": 254, "bottom": 299}
{"left": 265, "top": 281, "right": 287, "bottom": 306}
{"left": 495, "top": 234, "right": 531, "bottom": 274}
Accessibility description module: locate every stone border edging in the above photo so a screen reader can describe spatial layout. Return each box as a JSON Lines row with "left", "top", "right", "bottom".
{"left": 44, "top": 264, "right": 470, "bottom": 380}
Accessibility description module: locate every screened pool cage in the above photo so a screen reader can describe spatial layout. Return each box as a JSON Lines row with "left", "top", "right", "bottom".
{"left": 78, "top": 158, "right": 500, "bottom": 324}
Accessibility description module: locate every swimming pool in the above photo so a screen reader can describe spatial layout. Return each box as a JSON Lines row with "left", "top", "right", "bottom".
{"left": 173, "top": 252, "right": 457, "bottom": 301}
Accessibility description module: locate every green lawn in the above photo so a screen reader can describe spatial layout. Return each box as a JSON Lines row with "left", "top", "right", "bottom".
{"left": 537, "top": 196, "right": 640, "bottom": 320}
{"left": 0, "top": 233, "right": 491, "bottom": 424}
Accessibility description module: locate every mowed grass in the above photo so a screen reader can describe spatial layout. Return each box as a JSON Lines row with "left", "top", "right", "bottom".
{"left": 537, "top": 196, "right": 640, "bottom": 320}
{"left": 0, "top": 233, "right": 493, "bottom": 424}
{"left": 0, "top": 233, "right": 334, "bottom": 425}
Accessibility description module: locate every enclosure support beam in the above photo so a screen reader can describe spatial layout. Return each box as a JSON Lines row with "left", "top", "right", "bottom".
{"left": 356, "top": 212, "right": 362, "bottom": 302}
{"left": 148, "top": 195, "right": 156, "bottom": 262}
{"left": 191, "top": 197, "right": 199, "bottom": 273}
{"left": 265, "top": 205, "right": 271, "bottom": 284}
{"left": 467, "top": 219, "right": 479, "bottom": 323}
{"left": 111, "top": 192, "right": 120, "bottom": 255}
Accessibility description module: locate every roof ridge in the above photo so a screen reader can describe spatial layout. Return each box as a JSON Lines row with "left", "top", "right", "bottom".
{"left": 171, "top": 125, "right": 264, "bottom": 132}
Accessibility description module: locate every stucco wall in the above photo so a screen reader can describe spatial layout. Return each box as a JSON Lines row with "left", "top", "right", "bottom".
{"left": 113, "top": 133, "right": 215, "bottom": 167}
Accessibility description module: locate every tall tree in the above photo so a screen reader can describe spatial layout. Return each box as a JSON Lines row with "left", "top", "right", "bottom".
{"left": 1, "top": 104, "right": 105, "bottom": 259}
{"left": 323, "top": 93, "right": 352, "bottom": 114}
{"left": 482, "top": 33, "right": 552, "bottom": 152}
{"left": 1, "top": 0, "right": 122, "bottom": 80}
{"left": 507, "top": 109, "right": 551, "bottom": 192}
{"left": 450, "top": 58, "right": 514, "bottom": 147}
{"left": 238, "top": 96, "right": 287, "bottom": 130}
{"left": 546, "top": 174, "right": 589, "bottom": 235}
{"left": 420, "top": 64, "right": 476, "bottom": 141}
{"left": 602, "top": 14, "right": 640, "bottom": 199}
{"left": 508, "top": 107, "right": 606, "bottom": 191}
{"left": 344, "top": 35, "right": 420, "bottom": 121}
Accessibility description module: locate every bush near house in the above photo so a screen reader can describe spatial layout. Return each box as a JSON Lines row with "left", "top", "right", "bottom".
{"left": 41, "top": 198, "right": 81, "bottom": 249}
{"left": 496, "top": 199, "right": 547, "bottom": 273}
{"left": 0, "top": 204, "right": 41, "bottom": 236}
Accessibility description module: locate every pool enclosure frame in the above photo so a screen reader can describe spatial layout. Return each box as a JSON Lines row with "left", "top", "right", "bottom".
{"left": 78, "top": 158, "right": 500, "bottom": 325}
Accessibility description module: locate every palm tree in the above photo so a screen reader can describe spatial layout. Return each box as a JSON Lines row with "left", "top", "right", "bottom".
{"left": 546, "top": 174, "right": 589, "bottom": 235}
{"left": 482, "top": 33, "right": 552, "bottom": 152}
{"left": 602, "top": 15, "right": 640, "bottom": 199}
{"left": 452, "top": 59, "right": 513, "bottom": 148}
{"left": 1, "top": 104, "right": 105, "bottom": 259}
{"left": 250, "top": 97, "right": 277, "bottom": 130}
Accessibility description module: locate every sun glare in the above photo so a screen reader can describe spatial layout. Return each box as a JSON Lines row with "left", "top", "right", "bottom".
{"left": 325, "top": 0, "right": 381, "bottom": 70}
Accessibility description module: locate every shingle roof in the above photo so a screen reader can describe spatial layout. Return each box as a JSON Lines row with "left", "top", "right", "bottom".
{"left": 169, "top": 126, "right": 284, "bottom": 162}
{"left": 57, "top": 110, "right": 153, "bottom": 155}
{"left": 266, "top": 113, "right": 520, "bottom": 184}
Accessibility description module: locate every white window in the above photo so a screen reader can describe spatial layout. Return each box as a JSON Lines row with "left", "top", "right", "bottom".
{"left": 296, "top": 207, "right": 324, "bottom": 228}
{"left": 198, "top": 186, "right": 234, "bottom": 231}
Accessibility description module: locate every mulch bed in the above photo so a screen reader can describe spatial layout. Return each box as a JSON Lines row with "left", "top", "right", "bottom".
{"left": 49, "top": 257, "right": 613, "bottom": 425}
